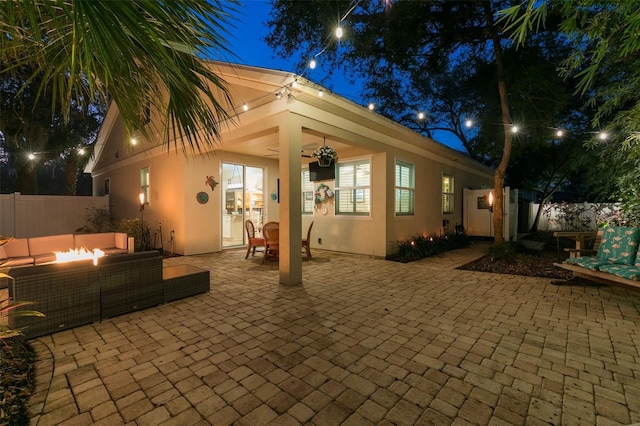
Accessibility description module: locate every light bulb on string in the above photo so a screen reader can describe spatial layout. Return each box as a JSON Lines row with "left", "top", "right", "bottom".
{"left": 28, "top": 153, "right": 35, "bottom": 160}
{"left": 464, "top": 119, "right": 473, "bottom": 128}
{"left": 368, "top": 103, "right": 375, "bottom": 111}
{"left": 78, "top": 148, "right": 85, "bottom": 155}
{"left": 599, "top": 131, "right": 608, "bottom": 141}
{"left": 242, "top": 103, "right": 249, "bottom": 111}
{"left": 309, "top": 58, "right": 317, "bottom": 69}
{"left": 318, "top": 90, "right": 323, "bottom": 97}
{"left": 511, "top": 125, "right": 519, "bottom": 133}
{"left": 131, "top": 137, "right": 137, "bottom": 145}
{"left": 335, "top": 26, "right": 343, "bottom": 38}
{"left": 555, "top": 129, "right": 564, "bottom": 138}
{"left": 417, "top": 111, "right": 425, "bottom": 120}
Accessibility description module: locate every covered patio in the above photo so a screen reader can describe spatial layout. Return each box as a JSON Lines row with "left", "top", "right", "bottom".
{"left": 26, "top": 245, "right": 640, "bottom": 425}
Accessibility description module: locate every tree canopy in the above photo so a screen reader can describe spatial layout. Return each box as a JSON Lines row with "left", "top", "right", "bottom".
{"left": 264, "top": 0, "right": 604, "bottom": 237}
{"left": 500, "top": 0, "right": 640, "bottom": 224}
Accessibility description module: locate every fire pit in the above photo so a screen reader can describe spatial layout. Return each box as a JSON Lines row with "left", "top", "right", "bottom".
{"left": 54, "top": 247, "right": 105, "bottom": 265}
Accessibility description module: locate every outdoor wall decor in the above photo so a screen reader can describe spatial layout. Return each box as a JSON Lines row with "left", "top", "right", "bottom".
{"left": 205, "top": 175, "right": 218, "bottom": 191}
{"left": 196, "top": 192, "right": 209, "bottom": 204}
{"left": 315, "top": 183, "right": 334, "bottom": 207}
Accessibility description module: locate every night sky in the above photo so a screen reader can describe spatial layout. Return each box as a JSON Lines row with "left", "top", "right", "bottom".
{"left": 220, "top": 1, "right": 462, "bottom": 151}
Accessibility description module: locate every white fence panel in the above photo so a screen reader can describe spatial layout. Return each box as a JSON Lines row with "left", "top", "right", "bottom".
{"left": 0, "top": 193, "right": 109, "bottom": 238}
{"left": 529, "top": 202, "right": 620, "bottom": 232}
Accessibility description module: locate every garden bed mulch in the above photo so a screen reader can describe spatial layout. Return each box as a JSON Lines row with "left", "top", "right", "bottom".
{"left": 0, "top": 338, "right": 36, "bottom": 426}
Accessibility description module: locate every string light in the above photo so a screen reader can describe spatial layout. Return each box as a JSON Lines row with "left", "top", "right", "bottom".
{"left": 464, "top": 119, "right": 473, "bottom": 128}
{"left": 368, "top": 102, "right": 375, "bottom": 111}
{"left": 417, "top": 111, "right": 425, "bottom": 120}
{"left": 78, "top": 148, "right": 85, "bottom": 155}
{"left": 556, "top": 129, "right": 564, "bottom": 137}
{"left": 131, "top": 137, "right": 137, "bottom": 145}
{"left": 599, "top": 131, "right": 608, "bottom": 140}
{"left": 318, "top": 90, "right": 323, "bottom": 97}
{"left": 511, "top": 125, "right": 519, "bottom": 133}
{"left": 28, "top": 153, "right": 35, "bottom": 160}
{"left": 309, "top": 58, "right": 317, "bottom": 69}
{"left": 242, "top": 103, "right": 249, "bottom": 111}
{"left": 335, "top": 26, "right": 343, "bottom": 38}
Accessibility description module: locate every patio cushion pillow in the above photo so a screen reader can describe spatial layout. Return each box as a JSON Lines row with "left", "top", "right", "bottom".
{"left": 565, "top": 256, "right": 610, "bottom": 271}
{"left": 598, "top": 264, "right": 640, "bottom": 281}
{"left": 595, "top": 226, "right": 640, "bottom": 265}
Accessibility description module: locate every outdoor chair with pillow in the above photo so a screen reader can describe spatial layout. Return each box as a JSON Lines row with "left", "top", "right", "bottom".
{"left": 245, "top": 220, "right": 265, "bottom": 259}
{"left": 302, "top": 221, "right": 314, "bottom": 259}
{"left": 262, "top": 222, "right": 280, "bottom": 264}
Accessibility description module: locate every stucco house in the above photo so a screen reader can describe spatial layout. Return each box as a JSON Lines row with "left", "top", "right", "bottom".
{"left": 87, "top": 62, "right": 493, "bottom": 284}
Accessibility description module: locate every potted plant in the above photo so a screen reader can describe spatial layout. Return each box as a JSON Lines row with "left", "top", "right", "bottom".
{"left": 312, "top": 145, "right": 338, "bottom": 167}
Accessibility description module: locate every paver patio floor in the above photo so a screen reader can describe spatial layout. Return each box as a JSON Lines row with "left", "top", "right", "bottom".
{"left": 26, "top": 244, "right": 640, "bottom": 425}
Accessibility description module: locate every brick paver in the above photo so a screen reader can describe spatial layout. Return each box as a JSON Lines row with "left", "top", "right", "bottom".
{"left": 24, "top": 244, "right": 640, "bottom": 425}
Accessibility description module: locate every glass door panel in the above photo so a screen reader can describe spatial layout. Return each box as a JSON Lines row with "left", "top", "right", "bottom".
{"left": 221, "top": 163, "right": 264, "bottom": 248}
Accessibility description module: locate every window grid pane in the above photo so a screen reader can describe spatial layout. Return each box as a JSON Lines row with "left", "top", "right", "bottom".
{"left": 336, "top": 160, "right": 370, "bottom": 215}
{"left": 442, "top": 173, "right": 454, "bottom": 214}
{"left": 140, "top": 167, "right": 150, "bottom": 204}
{"left": 301, "top": 170, "right": 314, "bottom": 213}
{"left": 395, "top": 160, "right": 415, "bottom": 215}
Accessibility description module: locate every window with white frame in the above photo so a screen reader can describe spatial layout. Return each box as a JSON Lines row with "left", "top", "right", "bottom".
{"left": 442, "top": 173, "right": 454, "bottom": 214}
{"left": 395, "top": 160, "right": 415, "bottom": 215}
{"left": 140, "top": 167, "right": 150, "bottom": 204}
{"left": 301, "top": 169, "right": 314, "bottom": 214}
{"left": 335, "top": 159, "right": 371, "bottom": 215}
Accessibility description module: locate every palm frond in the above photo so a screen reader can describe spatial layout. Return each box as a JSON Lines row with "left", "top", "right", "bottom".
{"left": 0, "top": 0, "right": 239, "bottom": 153}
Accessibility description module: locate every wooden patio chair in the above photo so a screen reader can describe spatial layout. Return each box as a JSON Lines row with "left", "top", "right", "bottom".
{"left": 245, "top": 220, "right": 265, "bottom": 259}
{"left": 302, "top": 221, "right": 314, "bottom": 259}
{"left": 262, "top": 222, "right": 280, "bottom": 264}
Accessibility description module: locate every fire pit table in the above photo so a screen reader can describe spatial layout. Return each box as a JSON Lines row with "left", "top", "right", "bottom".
{"left": 7, "top": 251, "right": 210, "bottom": 339}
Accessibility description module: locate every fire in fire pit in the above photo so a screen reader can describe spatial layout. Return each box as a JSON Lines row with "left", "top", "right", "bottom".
{"left": 55, "top": 248, "right": 105, "bottom": 266}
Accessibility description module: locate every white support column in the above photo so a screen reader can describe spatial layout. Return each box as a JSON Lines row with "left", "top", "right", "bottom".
{"left": 278, "top": 114, "right": 303, "bottom": 285}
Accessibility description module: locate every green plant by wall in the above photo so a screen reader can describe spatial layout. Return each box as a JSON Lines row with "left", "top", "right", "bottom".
{"left": 387, "top": 231, "right": 470, "bottom": 263}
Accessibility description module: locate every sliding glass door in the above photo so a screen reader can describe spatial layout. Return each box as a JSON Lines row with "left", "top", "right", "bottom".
{"left": 221, "top": 163, "right": 264, "bottom": 248}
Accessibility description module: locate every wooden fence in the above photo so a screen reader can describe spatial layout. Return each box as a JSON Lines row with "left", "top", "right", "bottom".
{"left": 0, "top": 193, "right": 109, "bottom": 238}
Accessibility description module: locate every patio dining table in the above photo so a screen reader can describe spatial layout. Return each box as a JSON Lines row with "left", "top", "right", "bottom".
{"left": 552, "top": 230, "right": 598, "bottom": 259}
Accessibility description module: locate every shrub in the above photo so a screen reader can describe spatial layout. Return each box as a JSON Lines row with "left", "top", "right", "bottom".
{"left": 387, "top": 230, "right": 470, "bottom": 263}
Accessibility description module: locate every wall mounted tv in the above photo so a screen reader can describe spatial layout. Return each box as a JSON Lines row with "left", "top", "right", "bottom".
{"left": 309, "top": 161, "right": 336, "bottom": 182}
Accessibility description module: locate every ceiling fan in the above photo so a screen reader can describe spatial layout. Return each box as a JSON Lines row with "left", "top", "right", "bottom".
{"left": 265, "top": 144, "right": 315, "bottom": 158}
